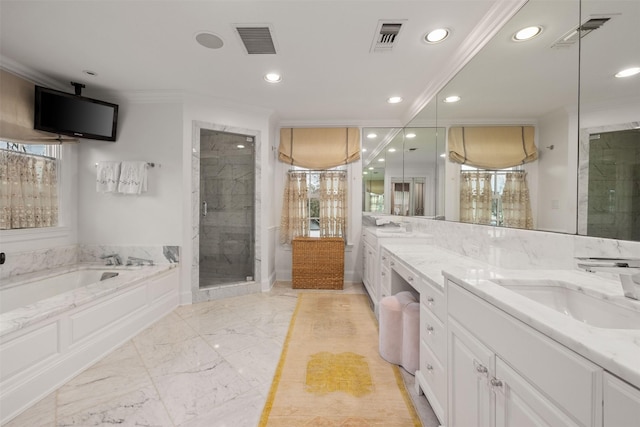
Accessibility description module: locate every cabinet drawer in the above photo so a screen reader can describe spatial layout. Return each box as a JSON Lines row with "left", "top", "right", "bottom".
{"left": 422, "top": 279, "right": 446, "bottom": 322}
{"left": 420, "top": 341, "right": 447, "bottom": 415}
{"left": 380, "top": 249, "right": 391, "bottom": 269}
{"left": 380, "top": 265, "right": 391, "bottom": 299}
{"left": 448, "top": 282, "right": 602, "bottom": 427}
{"left": 390, "top": 257, "right": 421, "bottom": 291}
{"left": 420, "top": 304, "right": 446, "bottom": 363}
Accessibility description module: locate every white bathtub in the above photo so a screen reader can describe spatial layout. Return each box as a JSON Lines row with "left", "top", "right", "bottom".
{"left": 0, "top": 263, "right": 179, "bottom": 425}
{"left": 0, "top": 267, "right": 137, "bottom": 314}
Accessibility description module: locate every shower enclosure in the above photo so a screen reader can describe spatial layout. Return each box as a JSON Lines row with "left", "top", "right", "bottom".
{"left": 199, "top": 129, "right": 255, "bottom": 287}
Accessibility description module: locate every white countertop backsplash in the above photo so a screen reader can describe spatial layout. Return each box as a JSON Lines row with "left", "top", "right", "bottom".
{"left": 365, "top": 221, "right": 640, "bottom": 390}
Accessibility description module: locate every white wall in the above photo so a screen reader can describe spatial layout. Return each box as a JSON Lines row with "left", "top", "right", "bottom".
{"left": 536, "top": 108, "right": 573, "bottom": 233}
{"left": 77, "top": 101, "right": 183, "bottom": 245}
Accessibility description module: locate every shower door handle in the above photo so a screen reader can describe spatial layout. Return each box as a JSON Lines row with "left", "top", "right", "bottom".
{"left": 202, "top": 201, "right": 208, "bottom": 217}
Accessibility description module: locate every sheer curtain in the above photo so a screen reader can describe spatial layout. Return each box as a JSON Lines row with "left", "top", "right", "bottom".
{"left": 319, "top": 171, "right": 347, "bottom": 238}
{"left": 501, "top": 171, "right": 533, "bottom": 229}
{"left": 0, "top": 151, "right": 58, "bottom": 230}
{"left": 459, "top": 171, "right": 493, "bottom": 225}
{"left": 279, "top": 171, "right": 309, "bottom": 244}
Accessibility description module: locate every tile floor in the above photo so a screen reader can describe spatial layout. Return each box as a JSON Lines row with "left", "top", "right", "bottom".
{"left": 5, "top": 282, "right": 438, "bottom": 427}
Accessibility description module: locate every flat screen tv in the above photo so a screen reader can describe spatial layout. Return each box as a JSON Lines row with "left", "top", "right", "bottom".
{"left": 34, "top": 85, "right": 118, "bottom": 141}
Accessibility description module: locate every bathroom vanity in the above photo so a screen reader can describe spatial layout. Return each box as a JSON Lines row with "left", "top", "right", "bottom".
{"left": 362, "top": 228, "right": 640, "bottom": 427}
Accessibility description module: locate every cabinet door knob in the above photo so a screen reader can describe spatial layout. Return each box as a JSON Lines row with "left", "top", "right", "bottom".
{"left": 426, "top": 364, "right": 434, "bottom": 371}
{"left": 381, "top": 272, "right": 386, "bottom": 276}
{"left": 382, "top": 256, "right": 387, "bottom": 260}
{"left": 426, "top": 325, "right": 434, "bottom": 332}
{"left": 490, "top": 378, "right": 503, "bottom": 388}
{"left": 473, "top": 360, "right": 488, "bottom": 375}
{"left": 390, "top": 261, "right": 395, "bottom": 266}
{"left": 408, "top": 276, "right": 414, "bottom": 282}
{"left": 427, "top": 297, "right": 435, "bottom": 303}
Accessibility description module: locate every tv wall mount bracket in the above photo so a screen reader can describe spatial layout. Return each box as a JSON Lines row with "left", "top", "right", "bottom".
{"left": 70, "top": 81, "right": 85, "bottom": 96}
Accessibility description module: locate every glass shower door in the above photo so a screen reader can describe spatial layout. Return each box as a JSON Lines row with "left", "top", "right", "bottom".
{"left": 199, "top": 130, "right": 255, "bottom": 287}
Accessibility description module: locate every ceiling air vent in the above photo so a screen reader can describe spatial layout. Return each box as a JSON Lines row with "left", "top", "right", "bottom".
{"left": 370, "top": 20, "right": 406, "bottom": 53}
{"left": 551, "top": 15, "right": 614, "bottom": 49}
{"left": 235, "top": 25, "right": 277, "bottom": 54}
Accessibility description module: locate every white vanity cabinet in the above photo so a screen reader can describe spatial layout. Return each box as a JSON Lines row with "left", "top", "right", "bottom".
{"left": 447, "top": 280, "right": 603, "bottom": 427}
{"left": 416, "top": 277, "right": 448, "bottom": 424}
{"left": 362, "top": 231, "right": 378, "bottom": 302}
{"left": 380, "top": 248, "right": 391, "bottom": 300}
{"left": 603, "top": 372, "right": 640, "bottom": 426}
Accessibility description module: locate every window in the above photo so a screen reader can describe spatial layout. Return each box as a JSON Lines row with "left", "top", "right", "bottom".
{"left": 0, "top": 141, "right": 60, "bottom": 230}
{"left": 460, "top": 165, "right": 533, "bottom": 229}
{"left": 280, "top": 166, "right": 348, "bottom": 243}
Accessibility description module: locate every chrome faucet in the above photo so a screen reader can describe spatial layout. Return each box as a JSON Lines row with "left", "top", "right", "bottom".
{"left": 576, "top": 257, "right": 640, "bottom": 300}
{"left": 126, "top": 256, "right": 154, "bottom": 266}
{"left": 100, "top": 253, "right": 122, "bottom": 266}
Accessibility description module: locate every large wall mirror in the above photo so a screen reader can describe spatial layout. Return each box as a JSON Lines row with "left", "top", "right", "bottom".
{"left": 378, "top": 0, "right": 640, "bottom": 241}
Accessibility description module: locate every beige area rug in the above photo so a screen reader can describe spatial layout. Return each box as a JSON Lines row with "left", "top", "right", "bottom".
{"left": 259, "top": 293, "right": 421, "bottom": 426}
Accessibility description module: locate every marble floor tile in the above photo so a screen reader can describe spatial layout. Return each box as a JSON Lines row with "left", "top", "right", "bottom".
{"left": 5, "top": 282, "right": 439, "bottom": 427}
{"left": 3, "top": 392, "right": 56, "bottom": 427}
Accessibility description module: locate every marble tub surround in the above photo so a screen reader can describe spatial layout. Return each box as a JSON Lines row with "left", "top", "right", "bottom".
{"left": 0, "top": 245, "right": 78, "bottom": 280}
{"left": 0, "top": 263, "right": 177, "bottom": 337}
{"left": 378, "top": 239, "right": 640, "bottom": 391}
{"left": 79, "top": 245, "right": 180, "bottom": 266}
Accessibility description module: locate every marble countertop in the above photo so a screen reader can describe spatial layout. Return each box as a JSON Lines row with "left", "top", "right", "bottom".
{"left": 1, "top": 263, "right": 178, "bottom": 338}
{"left": 377, "top": 236, "right": 640, "bottom": 390}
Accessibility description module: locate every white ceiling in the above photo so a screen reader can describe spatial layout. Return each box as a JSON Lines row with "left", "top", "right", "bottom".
{"left": 0, "top": 0, "right": 504, "bottom": 126}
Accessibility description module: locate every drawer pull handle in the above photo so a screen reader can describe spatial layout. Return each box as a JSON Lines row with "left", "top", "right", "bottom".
{"left": 490, "top": 378, "right": 503, "bottom": 388}
{"left": 426, "top": 364, "right": 434, "bottom": 371}
{"left": 426, "top": 325, "right": 434, "bottom": 332}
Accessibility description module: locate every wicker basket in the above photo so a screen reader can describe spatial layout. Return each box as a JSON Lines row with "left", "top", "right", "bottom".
{"left": 292, "top": 237, "right": 345, "bottom": 289}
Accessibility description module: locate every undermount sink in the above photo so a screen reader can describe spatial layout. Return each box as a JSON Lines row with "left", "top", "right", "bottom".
{"left": 490, "top": 279, "right": 640, "bottom": 330}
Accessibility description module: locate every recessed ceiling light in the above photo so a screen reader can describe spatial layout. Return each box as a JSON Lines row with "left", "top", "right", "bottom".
{"left": 367, "top": 133, "right": 377, "bottom": 139}
{"left": 368, "top": 167, "right": 374, "bottom": 170}
{"left": 405, "top": 133, "right": 416, "bottom": 138}
{"left": 264, "top": 73, "right": 282, "bottom": 83}
{"left": 388, "top": 148, "right": 396, "bottom": 152}
{"left": 363, "top": 171, "right": 368, "bottom": 175}
{"left": 615, "top": 67, "right": 640, "bottom": 78}
{"left": 195, "top": 32, "right": 224, "bottom": 49}
{"left": 237, "top": 144, "right": 245, "bottom": 148}
{"left": 425, "top": 28, "right": 449, "bottom": 44}
{"left": 513, "top": 26, "right": 543, "bottom": 41}
{"left": 362, "top": 148, "right": 367, "bottom": 152}
{"left": 443, "top": 95, "right": 461, "bottom": 103}
{"left": 378, "top": 158, "right": 385, "bottom": 162}
{"left": 387, "top": 96, "right": 403, "bottom": 104}
{"left": 440, "top": 153, "right": 446, "bottom": 158}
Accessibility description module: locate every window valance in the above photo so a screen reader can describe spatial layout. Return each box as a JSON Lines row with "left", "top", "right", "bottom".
{"left": 448, "top": 126, "right": 537, "bottom": 169}
{"left": 0, "top": 70, "right": 76, "bottom": 144}
{"left": 278, "top": 127, "right": 360, "bottom": 169}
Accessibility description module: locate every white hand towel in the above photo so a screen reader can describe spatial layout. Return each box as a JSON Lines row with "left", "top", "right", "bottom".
{"left": 118, "top": 161, "right": 148, "bottom": 195}
{"left": 96, "top": 161, "right": 121, "bottom": 193}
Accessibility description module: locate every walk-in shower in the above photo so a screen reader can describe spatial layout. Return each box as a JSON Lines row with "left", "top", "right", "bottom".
{"left": 199, "top": 129, "right": 255, "bottom": 287}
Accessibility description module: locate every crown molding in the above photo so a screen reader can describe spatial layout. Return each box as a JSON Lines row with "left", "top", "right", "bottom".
{"left": 0, "top": 55, "right": 68, "bottom": 91}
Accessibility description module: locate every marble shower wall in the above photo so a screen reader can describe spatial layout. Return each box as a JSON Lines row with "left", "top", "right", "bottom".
{"left": 191, "top": 121, "right": 262, "bottom": 303}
